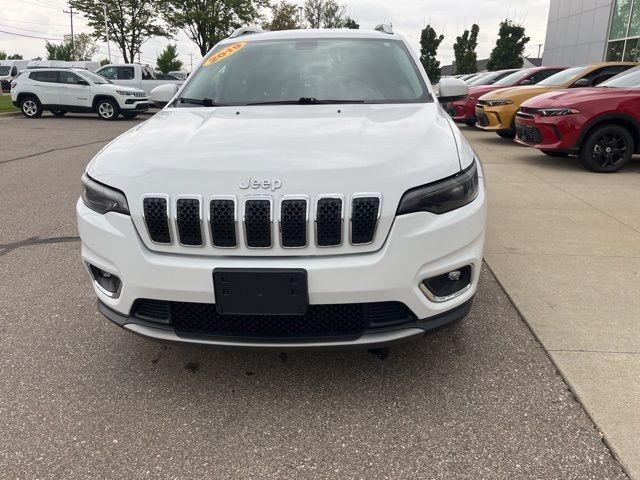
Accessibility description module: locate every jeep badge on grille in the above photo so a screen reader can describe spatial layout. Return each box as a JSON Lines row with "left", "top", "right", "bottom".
{"left": 239, "top": 177, "right": 282, "bottom": 191}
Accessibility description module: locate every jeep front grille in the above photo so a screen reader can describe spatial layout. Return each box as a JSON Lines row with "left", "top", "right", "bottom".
{"left": 141, "top": 193, "right": 381, "bottom": 250}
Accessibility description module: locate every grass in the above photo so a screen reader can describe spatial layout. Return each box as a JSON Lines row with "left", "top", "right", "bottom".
{"left": 0, "top": 94, "right": 18, "bottom": 113}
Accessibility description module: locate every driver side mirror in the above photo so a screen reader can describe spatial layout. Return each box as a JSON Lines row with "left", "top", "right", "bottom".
{"left": 437, "top": 77, "right": 468, "bottom": 103}
{"left": 150, "top": 84, "right": 179, "bottom": 107}
{"left": 571, "top": 78, "right": 590, "bottom": 88}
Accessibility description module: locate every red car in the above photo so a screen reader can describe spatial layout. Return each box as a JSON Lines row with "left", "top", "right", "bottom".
{"left": 446, "top": 67, "right": 566, "bottom": 126}
{"left": 515, "top": 66, "right": 640, "bottom": 172}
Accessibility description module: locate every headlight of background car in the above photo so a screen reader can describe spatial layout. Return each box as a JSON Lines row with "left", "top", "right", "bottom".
{"left": 397, "top": 161, "right": 479, "bottom": 215}
{"left": 537, "top": 108, "right": 580, "bottom": 116}
{"left": 81, "top": 174, "right": 130, "bottom": 215}
{"left": 484, "top": 100, "right": 513, "bottom": 107}
{"left": 115, "top": 90, "right": 134, "bottom": 96}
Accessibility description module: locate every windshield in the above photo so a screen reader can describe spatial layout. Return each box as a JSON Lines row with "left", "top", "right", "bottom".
{"left": 537, "top": 66, "right": 589, "bottom": 86}
{"left": 600, "top": 66, "right": 640, "bottom": 89}
{"left": 494, "top": 69, "right": 533, "bottom": 86}
{"left": 78, "top": 70, "right": 110, "bottom": 84}
{"left": 177, "top": 38, "right": 430, "bottom": 106}
{"left": 0, "top": 66, "right": 11, "bottom": 75}
{"left": 468, "top": 70, "right": 515, "bottom": 86}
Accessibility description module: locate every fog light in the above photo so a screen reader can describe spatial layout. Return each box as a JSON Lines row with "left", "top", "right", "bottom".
{"left": 420, "top": 265, "right": 472, "bottom": 302}
{"left": 88, "top": 264, "right": 122, "bottom": 298}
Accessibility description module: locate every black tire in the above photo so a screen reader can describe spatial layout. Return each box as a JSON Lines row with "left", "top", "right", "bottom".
{"left": 95, "top": 98, "right": 120, "bottom": 121}
{"left": 541, "top": 150, "right": 568, "bottom": 157}
{"left": 579, "top": 124, "right": 634, "bottom": 173}
{"left": 465, "top": 119, "right": 476, "bottom": 127}
{"left": 121, "top": 112, "right": 138, "bottom": 119}
{"left": 50, "top": 110, "right": 67, "bottom": 117}
{"left": 497, "top": 129, "right": 515, "bottom": 139}
{"left": 20, "top": 96, "right": 43, "bottom": 118}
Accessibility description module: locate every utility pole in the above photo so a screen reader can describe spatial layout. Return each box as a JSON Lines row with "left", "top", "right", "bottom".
{"left": 189, "top": 53, "right": 194, "bottom": 72}
{"left": 298, "top": 6, "right": 303, "bottom": 28}
{"left": 63, "top": 6, "right": 77, "bottom": 56}
{"left": 100, "top": 2, "right": 111, "bottom": 63}
{"left": 537, "top": 43, "right": 543, "bottom": 59}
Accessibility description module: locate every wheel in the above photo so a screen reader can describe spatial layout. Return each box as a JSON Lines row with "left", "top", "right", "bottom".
{"left": 96, "top": 98, "right": 119, "bottom": 121}
{"left": 465, "top": 119, "right": 476, "bottom": 127}
{"left": 50, "top": 110, "right": 67, "bottom": 117}
{"left": 121, "top": 112, "right": 138, "bottom": 119}
{"left": 579, "top": 125, "right": 633, "bottom": 173}
{"left": 20, "top": 96, "right": 42, "bottom": 118}
{"left": 541, "top": 150, "right": 568, "bottom": 157}
{"left": 496, "top": 130, "right": 515, "bottom": 139}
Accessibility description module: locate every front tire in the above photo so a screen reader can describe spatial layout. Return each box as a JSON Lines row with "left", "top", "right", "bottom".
{"left": 20, "top": 96, "right": 43, "bottom": 118}
{"left": 497, "top": 129, "right": 515, "bottom": 139}
{"left": 96, "top": 98, "right": 119, "bottom": 121}
{"left": 50, "top": 110, "right": 67, "bottom": 117}
{"left": 579, "top": 125, "right": 633, "bottom": 173}
{"left": 465, "top": 119, "right": 476, "bottom": 127}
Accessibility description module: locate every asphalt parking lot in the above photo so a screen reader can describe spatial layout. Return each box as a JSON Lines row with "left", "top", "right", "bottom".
{"left": 0, "top": 113, "right": 629, "bottom": 479}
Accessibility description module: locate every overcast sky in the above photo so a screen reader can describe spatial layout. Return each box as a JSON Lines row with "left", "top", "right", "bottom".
{"left": 1, "top": 0, "right": 551, "bottom": 69}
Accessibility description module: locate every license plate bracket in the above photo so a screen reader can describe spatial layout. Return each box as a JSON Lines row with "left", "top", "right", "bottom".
{"left": 213, "top": 268, "right": 308, "bottom": 315}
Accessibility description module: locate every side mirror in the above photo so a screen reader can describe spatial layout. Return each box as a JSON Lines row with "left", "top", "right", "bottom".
{"left": 150, "top": 83, "right": 179, "bottom": 107}
{"left": 437, "top": 77, "right": 469, "bottom": 103}
{"left": 571, "top": 78, "right": 590, "bottom": 88}
{"left": 519, "top": 79, "right": 533, "bottom": 86}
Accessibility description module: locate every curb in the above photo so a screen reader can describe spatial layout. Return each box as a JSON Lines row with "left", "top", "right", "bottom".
{"left": 0, "top": 111, "right": 20, "bottom": 117}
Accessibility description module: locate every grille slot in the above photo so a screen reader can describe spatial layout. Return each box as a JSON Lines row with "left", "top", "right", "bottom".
{"left": 143, "top": 197, "right": 171, "bottom": 244}
{"left": 244, "top": 199, "right": 272, "bottom": 248}
{"left": 515, "top": 124, "right": 542, "bottom": 145}
{"left": 176, "top": 198, "right": 203, "bottom": 246}
{"left": 280, "top": 198, "right": 308, "bottom": 248}
{"left": 210, "top": 198, "right": 237, "bottom": 248}
{"left": 316, "top": 197, "right": 343, "bottom": 247}
{"left": 131, "top": 299, "right": 416, "bottom": 338}
{"left": 351, "top": 196, "right": 380, "bottom": 245}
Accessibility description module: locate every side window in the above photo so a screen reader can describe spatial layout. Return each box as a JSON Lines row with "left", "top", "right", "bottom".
{"left": 60, "top": 71, "right": 85, "bottom": 85}
{"left": 30, "top": 71, "right": 59, "bottom": 83}
{"left": 141, "top": 68, "right": 154, "bottom": 80}
{"left": 98, "top": 67, "right": 117, "bottom": 80}
{"left": 11, "top": 67, "right": 17, "bottom": 76}
{"left": 118, "top": 67, "right": 135, "bottom": 80}
{"left": 581, "top": 66, "right": 630, "bottom": 86}
{"left": 530, "top": 69, "right": 562, "bottom": 83}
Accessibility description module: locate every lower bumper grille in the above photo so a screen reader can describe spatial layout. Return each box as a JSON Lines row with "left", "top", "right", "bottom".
{"left": 476, "top": 112, "right": 489, "bottom": 127}
{"left": 515, "top": 124, "right": 542, "bottom": 144}
{"left": 132, "top": 299, "right": 416, "bottom": 338}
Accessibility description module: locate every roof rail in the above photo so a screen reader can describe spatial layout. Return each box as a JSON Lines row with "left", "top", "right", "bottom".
{"left": 229, "top": 26, "right": 265, "bottom": 39}
{"left": 374, "top": 24, "right": 393, "bottom": 34}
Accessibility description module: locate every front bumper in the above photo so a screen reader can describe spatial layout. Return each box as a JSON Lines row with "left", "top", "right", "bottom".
{"left": 120, "top": 100, "right": 149, "bottom": 112}
{"left": 514, "top": 114, "right": 581, "bottom": 151}
{"left": 447, "top": 98, "right": 476, "bottom": 123}
{"left": 77, "top": 182, "right": 486, "bottom": 348}
{"left": 475, "top": 105, "right": 518, "bottom": 132}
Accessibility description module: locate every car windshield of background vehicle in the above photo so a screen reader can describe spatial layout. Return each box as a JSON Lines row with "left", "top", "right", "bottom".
{"left": 537, "top": 66, "right": 590, "bottom": 86}
{"left": 493, "top": 69, "right": 533, "bottom": 86}
{"left": 600, "top": 65, "right": 640, "bottom": 88}
{"left": 78, "top": 70, "right": 111, "bottom": 84}
{"left": 177, "top": 38, "right": 431, "bottom": 106}
{"left": 467, "top": 70, "right": 510, "bottom": 86}
{"left": 0, "top": 66, "right": 11, "bottom": 75}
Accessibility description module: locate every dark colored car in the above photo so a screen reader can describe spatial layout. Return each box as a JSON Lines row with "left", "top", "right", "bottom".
{"left": 447, "top": 67, "right": 566, "bottom": 126}
{"left": 515, "top": 66, "right": 640, "bottom": 172}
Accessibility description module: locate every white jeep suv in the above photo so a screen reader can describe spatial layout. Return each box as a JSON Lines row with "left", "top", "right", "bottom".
{"left": 77, "top": 28, "right": 486, "bottom": 349}
{"left": 11, "top": 68, "right": 148, "bottom": 120}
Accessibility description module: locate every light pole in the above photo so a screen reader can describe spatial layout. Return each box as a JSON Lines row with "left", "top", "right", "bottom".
{"left": 100, "top": 2, "right": 112, "bottom": 63}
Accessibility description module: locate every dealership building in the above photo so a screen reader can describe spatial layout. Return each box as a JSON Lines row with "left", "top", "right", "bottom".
{"left": 543, "top": 0, "right": 639, "bottom": 65}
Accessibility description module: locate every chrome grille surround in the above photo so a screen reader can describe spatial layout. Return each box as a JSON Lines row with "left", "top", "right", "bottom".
{"left": 279, "top": 195, "right": 310, "bottom": 249}
{"left": 174, "top": 194, "right": 204, "bottom": 247}
{"left": 207, "top": 195, "right": 238, "bottom": 249}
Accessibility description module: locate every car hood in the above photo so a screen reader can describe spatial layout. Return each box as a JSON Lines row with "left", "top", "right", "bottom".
{"left": 88, "top": 104, "right": 469, "bottom": 256}
{"left": 479, "top": 85, "right": 558, "bottom": 103}
{"left": 521, "top": 87, "right": 637, "bottom": 107}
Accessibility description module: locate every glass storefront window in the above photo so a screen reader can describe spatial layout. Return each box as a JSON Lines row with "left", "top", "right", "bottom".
{"left": 630, "top": 0, "right": 640, "bottom": 36}
{"left": 624, "top": 38, "right": 639, "bottom": 60}
{"left": 610, "top": 0, "right": 634, "bottom": 39}
{"left": 606, "top": 40, "right": 625, "bottom": 61}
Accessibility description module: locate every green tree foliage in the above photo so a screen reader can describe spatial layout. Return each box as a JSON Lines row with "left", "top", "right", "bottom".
{"left": 487, "top": 20, "right": 530, "bottom": 70}
{"left": 0, "top": 51, "right": 5, "bottom": 60}
{"left": 100, "top": 58, "right": 111, "bottom": 66}
{"left": 46, "top": 40, "right": 75, "bottom": 61}
{"left": 263, "top": 1, "right": 300, "bottom": 30}
{"left": 70, "top": 0, "right": 171, "bottom": 64}
{"left": 303, "top": 0, "right": 346, "bottom": 28}
{"left": 45, "top": 34, "right": 97, "bottom": 61}
{"left": 344, "top": 17, "right": 359, "bottom": 29}
{"left": 419, "top": 24, "right": 444, "bottom": 83}
{"left": 162, "top": 0, "right": 268, "bottom": 57}
{"left": 453, "top": 24, "right": 479, "bottom": 74}
{"left": 8, "top": 53, "right": 23, "bottom": 60}
{"left": 156, "top": 44, "right": 184, "bottom": 73}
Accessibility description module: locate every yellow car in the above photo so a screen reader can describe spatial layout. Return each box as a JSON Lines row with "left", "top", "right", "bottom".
{"left": 475, "top": 62, "right": 639, "bottom": 138}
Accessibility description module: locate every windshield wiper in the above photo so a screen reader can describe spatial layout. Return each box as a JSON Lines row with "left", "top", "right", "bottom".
{"left": 178, "top": 97, "right": 228, "bottom": 107}
{"left": 244, "top": 97, "right": 366, "bottom": 105}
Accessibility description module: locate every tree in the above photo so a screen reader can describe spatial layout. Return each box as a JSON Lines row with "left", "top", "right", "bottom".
{"left": 72, "top": 33, "right": 98, "bottom": 61}
{"left": 419, "top": 24, "right": 444, "bottom": 83}
{"left": 487, "top": 20, "right": 530, "bottom": 71}
{"left": 453, "top": 24, "right": 479, "bottom": 74}
{"left": 8, "top": 54, "right": 23, "bottom": 60}
{"left": 263, "top": 1, "right": 299, "bottom": 30}
{"left": 0, "top": 51, "right": 5, "bottom": 60}
{"left": 161, "top": 0, "right": 268, "bottom": 57}
{"left": 156, "top": 44, "right": 183, "bottom": 73}
{"left": 70, "top": 0, "right": 171, "bottom": 64}
{"left": 344, "top": 17, "right": 359, "bottom": 29}
{"left": 100, "top": 58, "right": 111, "bottom": 66}
{"left": 303, "top": 0, "right": 346, "bottom": 28}
{"left": 46, "top": 40, "right": 75, "bottom": 61}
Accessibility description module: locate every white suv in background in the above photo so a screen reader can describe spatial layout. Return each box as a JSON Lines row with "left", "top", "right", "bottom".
{"left": 77, "top": 27, "right": 486, "bottom": 349}
{"left": 11, "top": 68, "right": 149, "bottom": 120}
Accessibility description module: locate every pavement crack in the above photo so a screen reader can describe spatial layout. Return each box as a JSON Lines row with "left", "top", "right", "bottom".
{"left": 0, "top": 139, "right": 112, "bottom": 166}
{"left": 0, "top": 235, "right": 80, "bottom": 257}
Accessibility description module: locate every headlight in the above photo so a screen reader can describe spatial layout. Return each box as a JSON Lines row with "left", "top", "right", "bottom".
{"left": 397, "top": 161, "right": 479, "bottom": 215}
{"left": 483, "top": 99, "right": 513, "bottom": 107}
{"left": 115, "top": 90, "right": 133, "bottom": 96}
{"left": 81, "top": 174, "right": 129, "bottom": 215}
{"left": 537, "top": 108, "right": 580, "bottom": 116}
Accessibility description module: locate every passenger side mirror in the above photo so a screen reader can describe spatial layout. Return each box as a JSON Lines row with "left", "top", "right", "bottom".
{"left": 519, "top": 79, "right": 533, "bottom": 86}
{"left": 150, "top": 84, "right": 179, "bottom": 107}
{"left": 571, "top": 78, "right": 590, "bottom": 88}
{"left": 437, "top": 77, "right": 468, "bottom": 103}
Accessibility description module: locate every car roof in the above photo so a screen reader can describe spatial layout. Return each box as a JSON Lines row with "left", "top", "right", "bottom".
{"left": 217, "top": 28, "right": 400, "bottom": 46}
